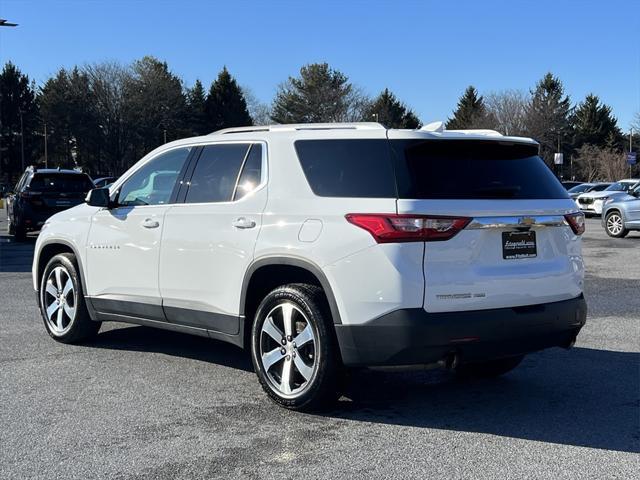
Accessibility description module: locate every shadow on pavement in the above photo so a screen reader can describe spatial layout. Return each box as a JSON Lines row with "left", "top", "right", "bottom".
{"left": 89, "top": 324, "right": 254, "bottom": 372}
{"left": 0, "top": 232, "right": 36, "bottom": 272}
{"left": 88, "top": 323, "right": 639, "bottom": 454}
{"left": 329, "top": 346, "right": 639, "bottom": 454}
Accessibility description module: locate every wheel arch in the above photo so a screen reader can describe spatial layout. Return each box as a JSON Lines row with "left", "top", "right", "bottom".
{"left": 36, "top": 239, "right": 98, "bottom": 321}
{"left": 605, "top": 208, "right": 625, "bottom": 224}
{"left": 37, "top": 240, "right": 86, "bottom": 293}
{"left": 240, "top": 256, "right": 342, "bottom": 327}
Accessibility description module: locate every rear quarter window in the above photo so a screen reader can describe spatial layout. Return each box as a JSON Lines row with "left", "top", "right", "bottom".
{"left": 390, "top": 140, "right": 569, "bottom": 200}
{"left": 295, "top": 139, "right": 396, "bottom": 198}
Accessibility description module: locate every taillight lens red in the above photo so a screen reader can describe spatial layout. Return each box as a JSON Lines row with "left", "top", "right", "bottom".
{"left": 345, "top": 214, "right": 471, "bottom": 243}
{"left": 564, "top": 212, "right": 585, "bottom": 235}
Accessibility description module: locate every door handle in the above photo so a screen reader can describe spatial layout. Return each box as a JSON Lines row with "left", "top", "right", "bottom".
{"left": 232, "top": 217, "right": 256, "bottom": 229}
{"left": 141, "top": 218, "right": 160, "bottom": 229}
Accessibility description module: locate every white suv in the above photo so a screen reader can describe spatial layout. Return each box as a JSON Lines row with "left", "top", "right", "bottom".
{"left": 33, "top": 123, "right": 587, "bottom": 410}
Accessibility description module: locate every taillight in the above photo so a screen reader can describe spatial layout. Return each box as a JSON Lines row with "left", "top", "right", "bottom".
{"left": 345, "top": 214, "right": 471, "bottom": 243}
{"left": 564, "top": 212, "right": 585, "bottom": 235}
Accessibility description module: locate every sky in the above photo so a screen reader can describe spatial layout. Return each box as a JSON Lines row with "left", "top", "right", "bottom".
{"left": 1, "top": 0, "right": 639, "bottom": 129}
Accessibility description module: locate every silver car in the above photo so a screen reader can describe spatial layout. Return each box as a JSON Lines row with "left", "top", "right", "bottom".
{"left": 601, "top": 183, "right": 640, "bottom": 237}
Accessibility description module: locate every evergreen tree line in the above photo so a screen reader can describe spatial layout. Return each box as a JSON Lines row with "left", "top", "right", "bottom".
{"left": 1, "top": 58, "right": 637, "bottom": 183}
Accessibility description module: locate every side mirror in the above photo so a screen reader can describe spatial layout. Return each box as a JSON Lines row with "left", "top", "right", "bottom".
{"left": 86, "top": 187, "right": 111, "bottom": 208}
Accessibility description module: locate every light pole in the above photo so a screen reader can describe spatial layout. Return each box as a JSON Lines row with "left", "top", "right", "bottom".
{"left": 630, "top": 128, "right": 634, "bottom": 177}
{"left": 44, "top": 123, "right": 48, "bottom": 168}
{"left": 19, "top": 110, "right": 25, "bottom": 171}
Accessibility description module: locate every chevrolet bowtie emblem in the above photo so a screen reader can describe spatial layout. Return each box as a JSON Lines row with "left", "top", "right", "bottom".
{"left": 518, "top": 217, "right": 536, "bottom": 226}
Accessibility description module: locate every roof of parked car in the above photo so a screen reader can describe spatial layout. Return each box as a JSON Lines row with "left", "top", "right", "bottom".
{"left": 27, "top": 168, "right": 87, "bottom": 175}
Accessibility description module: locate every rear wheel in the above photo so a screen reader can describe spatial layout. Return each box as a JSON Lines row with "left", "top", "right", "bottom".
{"left": 250, "top": 284, "right": 341, "bottom": 411}
{"left": 605, "top": 211, "right": 628, "bottom": 238}
{"left": 10, "top": 217, "right": 26, "bottom": 241}
{"left": 39, "top": 253, "right": 101, "bottom": 343}
{"left": 456, "top": 355, "right": 524, "bottom": 379}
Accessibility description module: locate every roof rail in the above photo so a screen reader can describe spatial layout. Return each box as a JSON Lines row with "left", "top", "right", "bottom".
{"left": 210, "top": 122, "right": 385, "bottom": 135}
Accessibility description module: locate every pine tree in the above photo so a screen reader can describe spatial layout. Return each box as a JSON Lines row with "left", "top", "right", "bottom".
{"left": 446, "top": 86, "right": 490, "bottom": 129}
{"left": 524, "top": 73, "right": 571, "bottom": 163}
{"left": 186, "top": 79, "right": 209, "bottom": 135}
{"left": 364, "top": 88, "right": 421, "bottom": 128}
{"left": 205, "top": 67, "right": 252, "bottom": 131}
{"left": 39, "top": 69, "right": 73, "bottom": 167}
{"left": 570, "top": 94, "right": 622, "bottom": 150}
{"left": 126, "top": 56, "right": 188, "bottom": 157}
{"left": 0, "top": 62, "right": 39, "bottom": 179}
{"left": 271, "top": 63, "right": 367, "bottom": 124}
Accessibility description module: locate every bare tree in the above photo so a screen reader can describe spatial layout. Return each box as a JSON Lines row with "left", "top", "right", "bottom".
{"left": 84, "top": 61, "right": 132, "bottom": 174}
{"left": 574, "top": 144, "right": 628, "bottom": 181}
{"left": 573, "top": 145, "right": 603, "bottom": 181}
{"left": 242, "top": 86, "right": 273, "bottom": 126}
{"left": 485, "top": 89, "right": 529, "bottom": 136}
{"left": 632, "top": 112, "right": 640, "bottom": 132}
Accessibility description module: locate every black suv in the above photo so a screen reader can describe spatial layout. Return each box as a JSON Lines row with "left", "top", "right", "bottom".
{"left": 6, "top": 167, "right": 94, "bottom": 240}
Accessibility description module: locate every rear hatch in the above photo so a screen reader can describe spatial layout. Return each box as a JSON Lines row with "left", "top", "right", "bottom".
{"left": 389, "top": 135, "right": 584, "bottom": 313}
{"left": 27, "top": 173, "right": 94, "bottom": 211}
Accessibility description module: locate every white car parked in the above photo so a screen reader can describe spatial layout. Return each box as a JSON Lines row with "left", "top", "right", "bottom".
{"left": 576, "top": 179, "right": 640, "bottom": 216}
{"left": 32, "top": 122, "right": 587, "bottom": 410}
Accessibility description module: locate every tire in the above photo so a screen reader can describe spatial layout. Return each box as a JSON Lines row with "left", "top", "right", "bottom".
{"left": 604, "top": 211, "right": 629, "bottom": 238}
{"left": 39, "top": 253, "right": 101, "bottom": 343}
{"left": 250, "top": 283, "right": 342, "bottom": 411}
{"left": 12, "top": 219, "right": 26, "bottom": 241}
{"left": 456, "top": 355, "right": 524, "bottom": 379}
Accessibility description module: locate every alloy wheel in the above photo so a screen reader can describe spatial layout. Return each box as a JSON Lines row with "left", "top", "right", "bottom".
{"left": 606, "top": 214, "right": 623, "bottom": 236}
{"left": 42, "top": 266, "right": 76, "bottom": 336}
{"left": 259, "top": 302, "right": 318, "bottom": 397}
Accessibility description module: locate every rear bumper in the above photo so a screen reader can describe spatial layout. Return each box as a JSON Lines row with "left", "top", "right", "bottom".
{"left": 335, "top": 295, "right": 587, "bottom": 367}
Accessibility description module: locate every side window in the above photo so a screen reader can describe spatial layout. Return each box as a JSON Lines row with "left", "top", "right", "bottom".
{"left": 294, "top": 139, "right": 396, "bottom": 198}
{"left": 117, "top": 147, "right": 191, "bottom": 207}
{"left": 233, "top": 144, "right": 263, "bottom": 200}
{"left": 185, "top": 143, "right": 250, "bottom": 203}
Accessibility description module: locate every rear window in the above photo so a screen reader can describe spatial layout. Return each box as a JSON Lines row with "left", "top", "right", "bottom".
{"left": 295, "top": 139, "right": 396, "bottom": 198}
{"left": 390, "top": 140, "right": 568, "bottom": 199}
{"left": 29, "top": 173, "right": 94, "bottom": 193}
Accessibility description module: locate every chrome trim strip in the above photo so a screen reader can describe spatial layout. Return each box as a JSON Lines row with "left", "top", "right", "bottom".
{"left": 467, "top": 215, "right": 566, "bottom": 230}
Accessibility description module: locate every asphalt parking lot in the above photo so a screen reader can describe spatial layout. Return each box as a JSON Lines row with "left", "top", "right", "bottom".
{"left": 0, "top": 217, "right": 638, "bottom": 479}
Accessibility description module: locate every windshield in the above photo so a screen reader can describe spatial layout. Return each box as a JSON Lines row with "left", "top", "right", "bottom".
{"left": 568, "top": 184, "right": 593, "bottom": 193}
{"left": 589, "top": 184, "right": 610, "bottom": 192}
{"left": 605, "top": 182, "right": 634, "bottom": 192}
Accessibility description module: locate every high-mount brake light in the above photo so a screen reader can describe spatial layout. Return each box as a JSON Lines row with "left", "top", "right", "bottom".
{"left": 564, "top": 212, "right": 586, "bottom": 235}
{"left": 345, "top": 214, "right": 471, "bottom": 243}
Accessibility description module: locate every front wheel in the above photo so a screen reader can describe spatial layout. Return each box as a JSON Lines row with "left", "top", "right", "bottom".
{"left": 39, "top": 253, "right": 101, "bottom": 343}
{"left": 456, "top": 355, "right": 524, "bottom": 379}
{"left": 250, "top": 284, "right": 342, "bottom": 411}
{"left": 605, "top": 211, "right": 628, "bottom": 238}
